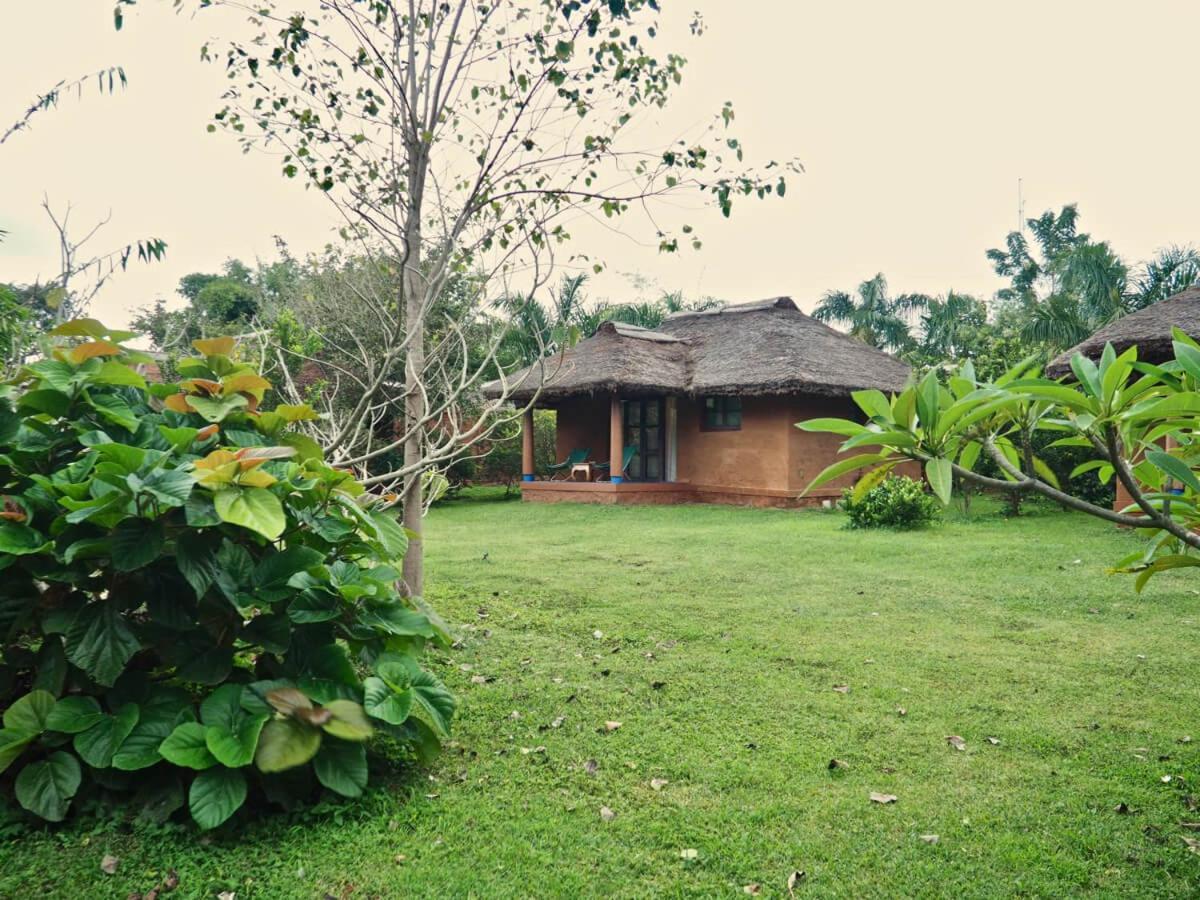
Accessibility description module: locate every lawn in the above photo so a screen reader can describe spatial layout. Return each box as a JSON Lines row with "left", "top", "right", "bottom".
{"left": 3, "top": 491, "right": 1199, "bottom": 898}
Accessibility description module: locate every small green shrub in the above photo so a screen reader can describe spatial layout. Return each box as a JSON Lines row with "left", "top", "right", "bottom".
{"left": 0, "top": 321, "right": 454, "bottom": 829}
{"left": 842, "top": 474, "right": 940, "bottom": 530}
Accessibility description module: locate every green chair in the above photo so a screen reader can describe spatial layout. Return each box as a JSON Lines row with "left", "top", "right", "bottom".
{"left": 595, "top": 446, "right": 636, "bottom": 481}
{"left": 546, "top": 447, "right": 591, "bottom": 480}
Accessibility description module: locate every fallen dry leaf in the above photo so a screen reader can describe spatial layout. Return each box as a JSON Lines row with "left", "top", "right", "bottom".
{"left": 584, "top": 759, "right": 598, "bottom": 776}
{"left": 896, "top": 707, "right": 907, "bottom": 716}
{"left": 832, "top": 684, "right": 850, "bottom": 694}
{"left": 1180, "top": 736, "right": 1194, "bottom": 744}
{"left": 1182, "top": 836, "right": 1200, "bottom": 855}
{"left": 470, "top": 675, "right": 489, "bottom": 685}
{"left": 1180, "top": 822, "right": 1200, "bottom": 830}
{"left": 599, "top": 805, "right": 616, "bottom": 822}
{"left": 786, "top": 870, "right": 806, "bottom": 896}
{"left": 551, "top": 716, "right": 565, "bottom": 729}
{"left": 947, "top": 735, "right": 966, "bottom": 751}
{"left": 394, "top": 854, "right": 407, "bottom": 864}
{"left": 100, "top": 855, "right": 119, "bottom": 875}
{"left": 743, "top": 884, "right": 762, "bottom": 895}
{"left": 650, "top": 778, "right": 669, "bottom": 791}
{"left": 217, "top": 893, "right": 236, "bottom": 900}
{"left": 1114, "top": 802, "right": 1132, "bottom": 815}
{"left": 869, "top": 792, "right": 898, "bottom": 804}
{"left": 603, "top": 720, "right": 622, "bottom": 732}
{"left": 593, "top": 630, "right": 603, "bottom": 639}
{"left": 679, "top": 848, "right": 699, "bottom": 861}
{"left": 920, "top": 834, "right": 939, "bottom": 844}
{"left": 985, "top": 737, "right": 1000, "bottom": 745}
{"left": 163, "top": 870, "right": 179, "bottom": 892}
{"left": 828, "top": 758, "right": 850, "bottom": 771}
{"left": 1162, "top": 775, "right": 1174, "bottom": 783}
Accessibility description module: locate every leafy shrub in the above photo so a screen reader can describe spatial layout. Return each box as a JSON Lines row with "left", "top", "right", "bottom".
{"left": 0, "top": 321, "right": 454, "bottom": 828}
{"left": 841, "top": 474, "right": 940, "bottom": 530}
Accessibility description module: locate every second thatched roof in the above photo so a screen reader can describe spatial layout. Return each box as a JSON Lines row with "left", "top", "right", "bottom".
{"left": 1046, "top": 286, "right": 1200, "bottom": 376}
{"left": 485, "top": 296, "right": 912, "bottom": 402}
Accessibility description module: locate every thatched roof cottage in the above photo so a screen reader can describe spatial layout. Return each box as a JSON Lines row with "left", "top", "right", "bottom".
{"left": 486, "top": 296, "right": 913, "bottom": 506}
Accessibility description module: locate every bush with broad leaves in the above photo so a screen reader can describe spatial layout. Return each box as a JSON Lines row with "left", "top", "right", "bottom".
{"left": 841, "top": 474, "right": 940, "bottom": 530}
{"left": 0, "top": 320, "right": 454, "bottom": 828}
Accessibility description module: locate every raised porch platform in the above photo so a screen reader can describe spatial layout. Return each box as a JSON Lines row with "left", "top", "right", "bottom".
{"left": 519, "top": 480, "right": 840, "bottom": 508}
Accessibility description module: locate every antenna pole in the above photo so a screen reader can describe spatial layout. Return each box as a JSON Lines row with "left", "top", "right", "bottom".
{"left": 1017, "top": 177, "right": 1024, "bottom": 233}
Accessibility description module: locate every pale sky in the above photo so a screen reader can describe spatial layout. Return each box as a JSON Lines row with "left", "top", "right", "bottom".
{"left": 4, "top": 1, "right": 1200, "bottom": 328}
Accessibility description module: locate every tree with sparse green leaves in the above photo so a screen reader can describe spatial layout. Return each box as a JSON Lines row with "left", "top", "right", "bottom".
{"left": 800, "top": 334, "right": 1200, "bottom": 590}
{"left": 174, "top": 0, "right": 798, "bottom": 597}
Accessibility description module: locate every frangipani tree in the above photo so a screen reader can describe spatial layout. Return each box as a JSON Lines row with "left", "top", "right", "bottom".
{"left": 800, "top": 331, "right": 1200, "bottom": 590}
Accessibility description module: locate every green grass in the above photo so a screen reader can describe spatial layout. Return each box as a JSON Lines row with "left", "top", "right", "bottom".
{"left": 4, "top": 490, "right": 1200, "bottom": 898}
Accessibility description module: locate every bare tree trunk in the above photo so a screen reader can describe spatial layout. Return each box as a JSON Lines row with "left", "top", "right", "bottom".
{"left": 401, "top": 232, "right": 425, "bottom": 596}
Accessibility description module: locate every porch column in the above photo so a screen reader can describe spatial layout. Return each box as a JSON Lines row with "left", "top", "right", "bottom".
{"left": 521, "top": 408, "right": 535, "bottom": 482}
{"left": 610, "top": 395, "right": 624, "bottom": 483}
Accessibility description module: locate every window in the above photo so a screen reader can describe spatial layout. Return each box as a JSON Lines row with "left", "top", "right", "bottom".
{"left": 702, "top": 396, "right": 742, "bottom": 430}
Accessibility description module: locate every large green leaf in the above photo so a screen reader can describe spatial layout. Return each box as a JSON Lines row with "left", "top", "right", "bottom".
{"left": 110, "top": 518, "right": 165, "bottom": 572}
{"left": 359, "top": 603, "right": 434, "bottom": 638}
{"left": 4, "top": 690, "right": 56, "bottom": 734}
{"left": 320, "top": 700, "right": 374, "bottom": 741}
{"left": 88, "top": 393, "right": 139, "bottom": 430}
{"left": 45, "top": 696, "right": 105, "bottom": 734}
{"left": 65, "top": 602, "right": 140, "bottom": 687}
{"left": 0, "top": 729, "right": 34, "bottom": 774}
{"left": 158, "top": 721, "right": 218, "bottom": 770}
{"left": 794, "top": 417, "right": 867, "bottom": 437}
{"left": 287, "top": 591, "right": 341, "bottom": 624}
{"left": 363, "top": 676, "right": 413, "bottom": 726}
{"left": 93, "top": 360, "right": 146, "bottom": 389}
{"left": 924, "top": 457, "right": 953, "bottom": 505}
{"left": 214, "top": 487, "right": 286, "bottom": 540}
{"left": 186, "top": 392, "right": 249, "bottom": 423}
{"left": 200, "top": 684, "right": 268, "bottom": 768}
{"left": 1145, "top": 450, "right": 1200, "bottom": 495}
{"left": 802, "top": 453, "right": 893, "bottom": 495}
{"left": 254, "top": 717, "right": 322, "bottom": 773}
{"left": 175, "top": 531, "right": 221, "bottom": 599}
{"left": 1173, "top": 340, "right": 1200, "bottom": 383}
{"left": 74, "top": 703, "right": 139, "bottom": 768}
{"left": 851, "top": 389, "right": 893, "bottom": 422}
{"left": 366, "top": 510, "right": 408, "bottom": 560}
{"left": 407, "top": 661, "right": 455, "bottom": 738}
{"left": 313, "top": 739, "right": 367, "bottom": 798}
{"left": 15, "top": 752, "right": 81, "bottom": 822}
{"left": 0, "top": 522, "right": 51, "bottom": 555}
{"left": 254, "top": 545, "right": 324, "bottom": 588}
{"left": 112, "top": 689, "right": 193, "bottom": 771}
{"left": 188, "top": 766, "right": 247, "bottom": 829}
{"left": 33, "top": 638, "right": 67, "bottom": 695}
{"left": 140, "top": 468, "right": 195, "bottom": 508}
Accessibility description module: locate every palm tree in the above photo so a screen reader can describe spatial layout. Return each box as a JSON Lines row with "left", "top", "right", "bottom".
{"left": 813, "top": 273, "right": 929, "bottom": 352}
{"left": 1129, "top": 245, "right": 1200, "bottom": 310}
{"left": 918, "top": 290, "right": 986, "bottom": 359}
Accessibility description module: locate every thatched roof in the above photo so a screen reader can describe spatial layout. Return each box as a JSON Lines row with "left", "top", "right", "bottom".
{"left": 485, "top": 296, "right": 912, "bottom": 402}
{"left": 1046, "top": 287, "right": 1200, "bottom": 376}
